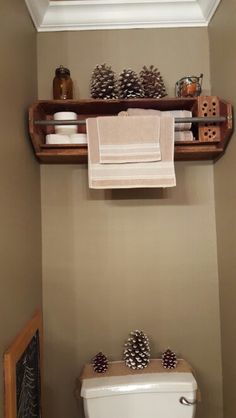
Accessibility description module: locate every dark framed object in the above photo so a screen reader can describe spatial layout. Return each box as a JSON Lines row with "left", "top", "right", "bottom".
{"left": 4, "top": 310, "right": 43, "bottom": 418}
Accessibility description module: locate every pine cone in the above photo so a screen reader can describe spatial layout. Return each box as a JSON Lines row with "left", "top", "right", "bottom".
{"left": 140, "top": 65, "right": 167, "bottom": 99}
{"left": 124, "top": 330, "right": 150, "bottom": 370}
{"left": 90, "top": 64, "right": 118, "bottom": 99}
{"left": 161, "top": 348, "right": 178, "bottom": 370}
{"left": 92, "top": 352, "right": 108, "bottom": 373}
{"left": 118, "top": 69, "right": 144, "bottom": 99}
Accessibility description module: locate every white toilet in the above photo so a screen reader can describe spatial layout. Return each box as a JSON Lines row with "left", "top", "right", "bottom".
{"left": 81, "top": 371, "right": 198, "bottom": 418}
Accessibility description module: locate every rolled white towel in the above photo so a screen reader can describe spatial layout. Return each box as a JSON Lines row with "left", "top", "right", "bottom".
{"left": 53, "top": 111, "right": 78, "bottom": 135}
{"left": 46, "top": 134, "right": 71, "bottom": 144}
{"left": 70, "top": 133, "right": 87, "bottom": 144}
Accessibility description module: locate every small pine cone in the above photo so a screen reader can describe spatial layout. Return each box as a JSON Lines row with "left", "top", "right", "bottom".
{"left": 124, "top": 330, "right": 150, "bottom": 370}
{"left": 118, "top": 69, "right": 144, "bottom": 99}
{"left": 92, "top": 352, "right": 108, "bottom": 373}
{"left": 140, "top": 65, "right": 167, "bottom": 99}
{"left": 90, "top": 64, "right": 118, "bottom": 100}
{"left": 161, "top": 348, "right": 178, "bottom": 370}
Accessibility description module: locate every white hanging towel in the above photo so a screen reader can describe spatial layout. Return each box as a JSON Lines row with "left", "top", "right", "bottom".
{"left": 86, "top": 115, "right": 176, "bottom": 189}
{"left": 96, "top": 115, "right": 161, "bottom": 164}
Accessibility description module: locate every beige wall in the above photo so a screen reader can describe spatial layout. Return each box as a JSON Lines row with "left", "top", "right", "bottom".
{"left": 39, "top": 28, "right": 223, "bottom": 418}
{"left": 37, "top": 28, "right": 210, "bottom": 99}
{"left": 209, "top": 2, "right": 236, "bottom": 418}
{"left": 0, "top": 2, "right": 42, "bottom": 417}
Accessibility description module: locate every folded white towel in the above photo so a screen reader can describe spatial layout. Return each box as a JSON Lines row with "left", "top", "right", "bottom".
{"left": 46, "top": 134, "right": 71, "bottom": 144}
{"left": 174, "top": 131, "right": 194, "bottom": 142}
{"left": 162, "top": 110, "right": 192, "bottom": 131}
{"left": 119, "top": 108, "right": 192, "bottom": 131}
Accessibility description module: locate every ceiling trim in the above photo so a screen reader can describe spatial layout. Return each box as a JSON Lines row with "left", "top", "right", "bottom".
{"left": 25, "top": 0, "right": 221, "bottom": 32}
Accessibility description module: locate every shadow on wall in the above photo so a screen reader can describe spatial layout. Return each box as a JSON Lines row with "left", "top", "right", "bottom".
{"left": 43, "top": 273, "right": 84, "bottom": 418}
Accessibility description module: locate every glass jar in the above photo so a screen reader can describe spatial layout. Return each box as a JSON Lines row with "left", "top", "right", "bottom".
{"left": 175, "top": 74, "right": 203, "bottom": 97}
{"left": 53, "top": 65, "right": 73, "bottom": 100}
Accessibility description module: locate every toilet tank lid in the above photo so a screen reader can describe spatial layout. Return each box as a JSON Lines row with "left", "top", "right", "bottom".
{"left": 81, "top": 372, "right": 197, "bottom": 399}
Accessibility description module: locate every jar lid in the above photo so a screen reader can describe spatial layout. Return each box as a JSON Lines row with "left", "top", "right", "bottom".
{"left": 55, "top": 65, "right": 70, "bottom": 76}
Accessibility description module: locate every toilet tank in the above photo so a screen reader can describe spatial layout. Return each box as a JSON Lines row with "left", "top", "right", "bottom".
{"left": 81, "top": 372, "right": 198, "bottom": 418}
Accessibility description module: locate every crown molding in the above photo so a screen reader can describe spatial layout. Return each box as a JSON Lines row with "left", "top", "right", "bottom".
{"left": 25, "top": 0, "right": 221, "bottom": 31}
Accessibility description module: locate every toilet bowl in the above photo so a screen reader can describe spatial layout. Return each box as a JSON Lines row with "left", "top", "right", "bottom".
{"left": 80, "top": 361, "right": 198, "bottom": 418}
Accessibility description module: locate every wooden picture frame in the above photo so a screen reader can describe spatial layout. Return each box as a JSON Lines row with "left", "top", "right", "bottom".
{"left": 4, "top": 310, "right": 43, "bottom": 418}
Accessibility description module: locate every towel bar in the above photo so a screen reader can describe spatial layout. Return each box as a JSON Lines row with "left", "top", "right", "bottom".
{"left": 34, "top": 116, "right": 228, "bottom": 126}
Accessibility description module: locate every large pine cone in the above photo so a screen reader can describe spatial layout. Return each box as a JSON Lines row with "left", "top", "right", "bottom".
{"left": 140, "top": 65, "right": 167, "bottom": 99}
{"left": 161, "top": 348, "right": 178, "bottom": 369}
{"left": 90, "top": 64, "right": 118, "bottom": 99}
{"left": 118, "top": 69, "right": 144, "bottom": 99}
{"left": 92, "top": 352, "right": 108, "bottom": 373}
{"left": 124, "top": 330, "right": 150, "bottom": 370}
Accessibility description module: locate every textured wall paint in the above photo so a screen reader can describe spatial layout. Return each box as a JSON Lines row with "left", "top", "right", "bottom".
{"left": 38, "top": 28, "right": 222, "bottom": 418}
{"left": 0, "top": 2, "right": 42, "bottom": 417}
{"left": 209, "top": 2, "right": 236, "bottom": 418}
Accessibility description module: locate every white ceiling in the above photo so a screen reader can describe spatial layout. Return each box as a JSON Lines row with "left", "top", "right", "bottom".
{"left": 25, "top": 0, "right": 221, "bottom": 31}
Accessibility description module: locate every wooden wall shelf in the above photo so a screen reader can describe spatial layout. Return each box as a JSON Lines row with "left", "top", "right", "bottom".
{"left": 29, "top": 97, "right": 233, "bottom": 164}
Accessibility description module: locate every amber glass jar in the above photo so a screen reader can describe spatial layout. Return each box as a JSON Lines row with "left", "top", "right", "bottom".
{"left": 53, "top": 65, "right": 73, "bottom": 100}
